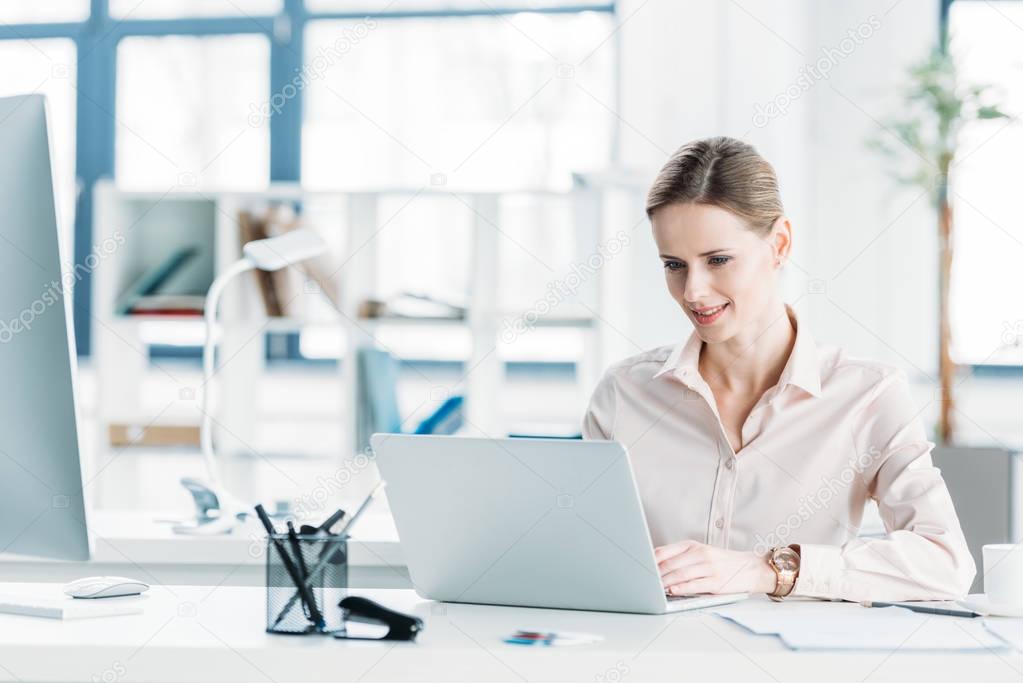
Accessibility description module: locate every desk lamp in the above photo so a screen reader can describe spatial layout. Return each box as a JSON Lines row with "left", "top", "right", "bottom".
{"left": 174, "top": 229, "right": 327, "bottom": 535}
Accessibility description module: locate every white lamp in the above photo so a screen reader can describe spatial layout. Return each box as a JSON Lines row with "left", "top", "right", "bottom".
{"left": 175, "top": 229, "right": 327, "bottom": 535}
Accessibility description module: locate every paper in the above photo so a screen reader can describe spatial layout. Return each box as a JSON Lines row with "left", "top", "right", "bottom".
{"left": 712, "top": 599, "right": 1007, "bottom": 651}
{"left": 0, "top": 594, "right": 144, "bottom": 620}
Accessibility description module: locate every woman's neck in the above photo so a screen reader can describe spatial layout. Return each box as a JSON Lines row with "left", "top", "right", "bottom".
{"left": 698, "top": 300, "right": 796, "bottom": 395}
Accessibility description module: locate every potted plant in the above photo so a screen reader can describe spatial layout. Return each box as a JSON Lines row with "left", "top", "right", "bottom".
{"left": 868, "top": 44, "right": 1008, "bottom": 444}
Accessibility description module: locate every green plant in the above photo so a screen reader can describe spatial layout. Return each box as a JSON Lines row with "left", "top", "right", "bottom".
{"left": 868, "top": 45, "right": 1008, "bottom": 444}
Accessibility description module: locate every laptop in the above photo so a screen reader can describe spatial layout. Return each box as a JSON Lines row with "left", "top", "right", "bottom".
{"left": 371, "top": 433, "right": 748, "bottom": 614}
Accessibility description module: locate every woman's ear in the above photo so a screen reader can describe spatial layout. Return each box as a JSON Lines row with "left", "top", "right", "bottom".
{"left": 769, "top": 216, "right": 792, "bottom": 267}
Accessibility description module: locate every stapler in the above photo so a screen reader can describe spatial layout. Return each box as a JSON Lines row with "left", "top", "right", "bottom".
{"left": 334, "top": 596, "right": 424, "bottom": 641}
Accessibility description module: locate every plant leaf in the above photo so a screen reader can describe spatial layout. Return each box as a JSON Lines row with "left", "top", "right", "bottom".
{"left": 976, "top": 105, "right": 1009, "bottom": 119}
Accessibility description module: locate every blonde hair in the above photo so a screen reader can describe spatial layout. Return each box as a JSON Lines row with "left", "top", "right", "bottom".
{"left": 645, "top": 136, "right": 784, "bottom": 236}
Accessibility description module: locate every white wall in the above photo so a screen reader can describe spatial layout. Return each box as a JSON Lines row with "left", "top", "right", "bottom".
{"left": 804, "top": 0, "right": 941, "bottom": 379}
{"left": 607, "top": 0, "right": 941, "bottom": 382}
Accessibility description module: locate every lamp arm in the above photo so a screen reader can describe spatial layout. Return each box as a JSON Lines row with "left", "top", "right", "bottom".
{"left": 200, "top": 257, "right": 256, "bottom": 491}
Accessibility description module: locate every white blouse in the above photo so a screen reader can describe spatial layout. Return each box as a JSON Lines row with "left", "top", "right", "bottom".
{"left": 581, "top": 304, "right": 975, "bottom": 602}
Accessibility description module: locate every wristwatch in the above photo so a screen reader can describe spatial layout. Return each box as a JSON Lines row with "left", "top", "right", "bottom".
{"left": 767, "top": 545, "right": 800, "bottom": 601}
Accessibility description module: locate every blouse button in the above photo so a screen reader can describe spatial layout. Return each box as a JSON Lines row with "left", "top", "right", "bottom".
{"left": 725, "top": 458, "right": 734, "bottom": 470}
{"left": 715, "top": 518, "right": 724, "bottom": 529}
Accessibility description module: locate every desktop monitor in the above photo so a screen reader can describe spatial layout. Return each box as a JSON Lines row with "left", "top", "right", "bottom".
{"left": 0, "top": 94, "right": 90, "bottom": 560}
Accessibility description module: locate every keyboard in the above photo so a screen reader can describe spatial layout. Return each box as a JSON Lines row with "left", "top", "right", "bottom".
{"left": 663, "top": 592, "right": 750, "bottom": 613}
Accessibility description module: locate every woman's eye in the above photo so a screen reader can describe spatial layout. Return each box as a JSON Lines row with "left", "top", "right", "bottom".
{"left": 708, "top": 256, "right": 731, "bottom": 266}
{"left": 663, "top": 261, "right": 684, "bottom": 271}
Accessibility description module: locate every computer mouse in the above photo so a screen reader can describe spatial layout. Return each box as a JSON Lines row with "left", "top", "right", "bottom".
{"left": 63, "top": 576, "right": 150, "bottom": 599}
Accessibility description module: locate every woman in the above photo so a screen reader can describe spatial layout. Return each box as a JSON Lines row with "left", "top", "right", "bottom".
{"left": 582, "top": 136, "right": 975, "bottom": 602}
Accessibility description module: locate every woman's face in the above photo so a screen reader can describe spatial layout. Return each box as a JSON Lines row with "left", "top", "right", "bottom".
{"left": 651, "top": 202, "right": 786, "bottom": 343}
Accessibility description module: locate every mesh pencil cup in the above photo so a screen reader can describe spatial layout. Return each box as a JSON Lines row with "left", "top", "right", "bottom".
{"left": 265, "top": 533, "right": 348, "bottom": 635}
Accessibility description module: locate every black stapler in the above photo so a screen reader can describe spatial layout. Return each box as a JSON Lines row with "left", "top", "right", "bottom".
{"left": 334, "top": 596, "right": 424, "bottom": 642}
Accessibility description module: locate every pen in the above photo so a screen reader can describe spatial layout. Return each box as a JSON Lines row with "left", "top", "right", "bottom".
{"left": 318, "top": 508, "right": 347, "bottom": 534}
{"left": 336, "top": 481, "right": 385, "bottom": 539}
{"left": 860, "top": 601, "right": 981, "bottom": 618}
{"left": 299, "top": 510, "right": 347, "bottom": 537}
{"left": 300, "top": 508, "right": 348, "bottom": 577}
{"left": 285, "top": 521, "right": 312, "bottom": 621}
{"left": 255, "top": 504, "right": 324, "bottom": 629}
{"left": 286, "top": 521, "right": 309, "bottom": 580}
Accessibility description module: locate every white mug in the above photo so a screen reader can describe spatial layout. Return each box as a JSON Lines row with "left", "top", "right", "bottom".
{"left": 983, "top": 544, "right": 1023, "bottom": 607}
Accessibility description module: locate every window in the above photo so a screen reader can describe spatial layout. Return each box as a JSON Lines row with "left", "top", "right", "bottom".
{"left": 301, "top": 9, "right": 617, "bottom": 364}
{"left": 302, "top": 11, "right": 615, "bottom": 190}
{"left": 116, "top": 34, "right": 271, "bottom": 190}
{"left": 0, "top": 2, "right": 88, "bottom": 23}
{"left": 0, "top": 39, "right": 77, "bottom": 241}
{"left": 108, "top": 0, "right": 281, "bottom": 19}
{"left": 0, "top": 2, "right": 616, "bottom": 355}
{"left": 307, "top": 0, "right": 605, "bottom": 9}
{"left": 949, "top": 1, "right": 1023, "bottom": 365}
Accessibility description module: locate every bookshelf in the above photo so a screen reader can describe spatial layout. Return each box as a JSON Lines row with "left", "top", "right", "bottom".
{"left": 90, "top": 178, "right": 645, "bottom": 463}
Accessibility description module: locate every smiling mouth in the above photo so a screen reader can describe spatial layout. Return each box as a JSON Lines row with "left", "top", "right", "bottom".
{"left": 690, "top": 303, "right": 729, "bottom": 325}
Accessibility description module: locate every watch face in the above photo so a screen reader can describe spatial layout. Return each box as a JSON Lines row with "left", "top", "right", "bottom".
{"left": 774, "top": 547, "right": 799, "bottom": 572}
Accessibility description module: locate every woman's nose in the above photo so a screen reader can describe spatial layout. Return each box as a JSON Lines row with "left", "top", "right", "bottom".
{"left": 682, "top": 266, "right": 711, "bottom": 302}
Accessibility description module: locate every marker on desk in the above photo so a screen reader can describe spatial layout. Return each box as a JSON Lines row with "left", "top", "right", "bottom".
{"left": 860, "top": 601, "right": 981, "bottom": 618}
{"left": 503, "top": 630, "right": 602, "bottom": 646}
{"left": 318, "top": 508, "right": 347, "bottom": 535}
{"left": 299, "top": 508, "right": 347, "bottom": 538}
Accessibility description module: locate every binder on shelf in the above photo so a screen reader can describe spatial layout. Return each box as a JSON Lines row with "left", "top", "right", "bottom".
{"left": 357, "top": 292, "right": 466, "bottom": 321}
{"left": 271, "top": 206, "right": 341, "bottom": 311}
{"left": 239, "top": 210, "right": 285, "bottom": 317}
{"left": 109, "top": 424, "right": 200, "bottom": 447}
{"left": 128, "top": 294, "right": 206, "bottom": 316}
{"left": 239, "top": 204, "right": 334, "bottom": 318}
{"left": 116, "top": 247, "right": 199, "bottom": 315}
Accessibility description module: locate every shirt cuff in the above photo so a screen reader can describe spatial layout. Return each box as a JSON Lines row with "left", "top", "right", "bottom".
{"left": 791, "top": 543, "right": 848, "bottom": 599}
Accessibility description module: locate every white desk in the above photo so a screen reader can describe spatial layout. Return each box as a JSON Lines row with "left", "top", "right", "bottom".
{"left": 0, "top": 583, "right": 1021, "bottom": 683}
{"left": 0, "top": 511, "right": 409, "bottom": 588}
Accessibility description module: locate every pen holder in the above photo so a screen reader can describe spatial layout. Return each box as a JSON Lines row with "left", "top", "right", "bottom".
{"left": 265, "top": 534, "right": 348, "bottom": 635}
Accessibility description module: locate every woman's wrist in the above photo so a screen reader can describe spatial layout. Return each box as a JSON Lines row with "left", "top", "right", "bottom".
{"left": 754, "top": 554, "right": 778, "bottom": 594}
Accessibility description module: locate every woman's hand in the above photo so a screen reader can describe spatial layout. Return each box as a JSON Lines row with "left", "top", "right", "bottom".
{"left": 655, "top": 540, "right": 778, "bottom": 595}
